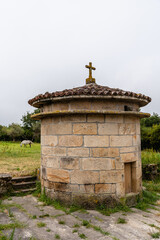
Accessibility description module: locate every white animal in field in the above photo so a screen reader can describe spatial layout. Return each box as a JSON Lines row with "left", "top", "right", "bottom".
{"left": 20, "top": 140, "right": 33, "bottom": 147}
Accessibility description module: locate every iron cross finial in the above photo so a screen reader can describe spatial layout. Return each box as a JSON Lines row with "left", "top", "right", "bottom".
{"left": 85, "top": 62, "right": 96, "bottom": 84}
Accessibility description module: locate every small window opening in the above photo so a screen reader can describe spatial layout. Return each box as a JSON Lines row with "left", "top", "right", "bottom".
{"left": 124, "top": 105, "right": 133, "bottom": 111}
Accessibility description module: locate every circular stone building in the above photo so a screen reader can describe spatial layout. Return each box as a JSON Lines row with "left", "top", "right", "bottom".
{"left": 28, "top": 64, "right": 151, "bottom": 207}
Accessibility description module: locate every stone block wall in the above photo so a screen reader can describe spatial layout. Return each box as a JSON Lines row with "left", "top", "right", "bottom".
{"left": 0, "top": 174, "right": 12, "bottom": 196}
{"left": 41, "top": 113, "right": 142, "bottom": 206}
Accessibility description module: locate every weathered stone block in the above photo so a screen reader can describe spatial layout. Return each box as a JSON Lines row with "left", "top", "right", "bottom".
{"left": 52, "top": 102, "right": 69, "bottom": 111}
{"left": 110, "top": 136, "right": 132, "bottom": 147}
{"left": 0, "top": 174, "right": 12, "bottom": 195}
{"left": 52, "top": 116, "right": 61, "bottom": 124}
{"left": 84, "top": 136, "right": 109, "bottom": 147}
{"left": 52, "top": 147, "right": 66, "bottom": 156}
{"left": 115, "top": 161, "right": 124, "bottom": 170}
{"left": 61, "top": 115, "right": 86, "bottom": 122}
{"left": 53, "top": 182, "right": 69, "bottom": 192}
{"left": 41, "top": 125, "right": 46, "bottom": 135}
{"left": 95, "top": 184, "right": 115, "bottom": 194}
{"left": 50, "top": 123, "right": 72, "bottom": 135}
{"left": 41, "top": 178, "right": 44, "bottom": 187}
{"left": 45, "top": 182, "right": 79, "bottom": 193}
{"left": 59, "top": 136, "right": 83, "bottom": 147}
{"left": 118, "top": 124, "right": 136, "bottom": 135}
{"left": 41, "top": 155, "right": 47, "bottom": 166}
{"left": 46, "top": 156, "right": 60, "bottom": 168}
{"left": 70, "top": 100, "right": 91, "bottom": 110}
{"left": 116, "top": 182, "right": 125, "bottom": 197}
{"left": 124, "top": 116, "right": 138, "bottom": 123}
{"left": 41, "top": 118, "right": 53, "bottom": 125}
{"left": 87, "top": 114, "right": 104, "bottom": 122}
{"left": 68, "top": 148, "right": 89, "bottom": 157}
{"left": 81, "top": 158, "right": 115, "bottom": 170}
{"left": 41, "top": 146, "right": 52, "bottom": 155}
{"left": 43, "top": 180, "right": 54, "bottom": 188}
{"left": 132, "top": 160, "right": 141, "bottom": 168}
{"left": 41, "top": 136, "right": 58, "bottom": 147}
{"left": 46, "top": 168, "right": 70, "bottom": 183}
{"left": 136, "top": 177, "right": 142, "bottom": 192}
{"left": 42, "top": 167, "right": 47, "bottom": 179}
{"left": 73, "top": 123, "right": 97, "bottom": 135}
{"left": 79, "top": 184, "right": 94, "bottom": 193}
{"left": 43, "top": 104, "right": 52, "bottom": 112}
{"left": 136, "top": 123, "right": 140, "bottom": 135}
{"left": 41, "top": 125, "right": 52, "bottom": 135}
{"left": 133, "top": 135, "right": 140, "bottom": 146}
{"left": 105, "top": 115, "right": 124, "bottom": 123}
{"left": 60, "top": 157, "right": 79, "bottom": 170}
{"left": 46, "top": 190, "right": 72, "bottom": 205}
{"left": 71, "top": 170, "right": 99, "bottom": 184}
{"left": 91, "top": 101, "right": 115, "bottom": 111}
{"left": 98, "top": 123, "right": 118, "bottom": 135}
{"left": 120, "top": 146, "right": 137, "bottom": 153}
{"left": 69, "top": 184, "right": 79, "bottom": 192}
{"left": 91, "top": 148, "right": 119, "bottom": 157}
{"left": 50, "top": 183, "right": 78, "bottom": 193}
{"left": 100, "top": 170, "right": 123, "bottom": 183}
{"left": 120, "top": 152, "right": 138, "bottom": 162}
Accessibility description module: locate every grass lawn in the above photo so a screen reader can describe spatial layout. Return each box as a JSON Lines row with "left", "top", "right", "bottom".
{"left": 0, "top": 141, "right": 40, "bottom": 177}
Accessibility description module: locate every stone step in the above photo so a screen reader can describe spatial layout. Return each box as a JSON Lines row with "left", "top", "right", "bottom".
{"left": 11, "top": 176, "right": 37, "bottom": 183}
{"left": 12, "top": 181, "right": 36, "bottom": 190}
{"left": 12, "top": 188, "right": 37, "bottom": 194}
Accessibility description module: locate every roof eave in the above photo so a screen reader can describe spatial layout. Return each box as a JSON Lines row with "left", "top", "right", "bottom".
{"left": 29, "top": 95, "right": 151, "bottom": 108}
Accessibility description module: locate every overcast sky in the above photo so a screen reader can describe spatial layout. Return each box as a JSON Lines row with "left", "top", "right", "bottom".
{"left": 0, "top": 0, "right": 160, "bottom": 126}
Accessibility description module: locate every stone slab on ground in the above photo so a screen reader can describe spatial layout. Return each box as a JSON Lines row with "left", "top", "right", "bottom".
{"left": 0, "top": 195, "right": 160, "bottom": 240}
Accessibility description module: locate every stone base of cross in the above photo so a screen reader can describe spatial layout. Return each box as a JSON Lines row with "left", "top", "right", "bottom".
{"left": 86, "top": 77, "right": 96, "bottom": 84}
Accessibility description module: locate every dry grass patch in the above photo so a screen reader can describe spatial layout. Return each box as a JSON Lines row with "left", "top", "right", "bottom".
{"left": 0, "top": 141, "right": 40, "bottom": 176}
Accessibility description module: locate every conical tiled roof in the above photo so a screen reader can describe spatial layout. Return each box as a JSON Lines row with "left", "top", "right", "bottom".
{"left": 28, "top": 83, "right": 151, "bottom": 108}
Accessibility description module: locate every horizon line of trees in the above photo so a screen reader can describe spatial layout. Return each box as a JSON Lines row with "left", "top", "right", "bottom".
{"left": 0, "top": 109, "right": 40, "bottom": 142}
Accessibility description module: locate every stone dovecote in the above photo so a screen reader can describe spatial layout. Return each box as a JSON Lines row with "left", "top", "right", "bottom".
{"left": 28, "top": 64, "right": 151, "bottom": 207}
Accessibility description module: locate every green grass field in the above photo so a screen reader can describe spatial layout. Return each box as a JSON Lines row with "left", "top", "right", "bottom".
{"left": 0, "top": 141, "right": 40, "bottom": 177}
{"left": 141, "top": 149, "right": 160, "bottom": 165}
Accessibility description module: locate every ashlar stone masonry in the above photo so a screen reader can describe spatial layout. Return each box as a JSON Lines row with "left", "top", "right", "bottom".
{"left": 28, "top": 63, "right": 151, "bottom": 207}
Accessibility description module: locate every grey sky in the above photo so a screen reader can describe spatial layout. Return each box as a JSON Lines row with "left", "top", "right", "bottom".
{"left": 0, "top": 0, "right": 160, "bottom": 126}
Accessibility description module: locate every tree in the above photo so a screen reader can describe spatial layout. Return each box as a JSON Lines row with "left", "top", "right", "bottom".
{"left": 150, "top": 124, "right": 160, "bottom": 151}
{"left": 141, "top": 113, "right": 160, "bottom": 128}
{"left": 33, "top": 121, "right": 41, "bottom": 142}
{"left": 21, "top": 109, "right": 40, "bottom": 142}
{"left": 141, "top": 126, "right": 152, "bottom": 150}
{"left": 7, "top": 123, "right": 24, "bottom": 141}
{"left": 0, "top": 125, "right": 9, "bottom": 141}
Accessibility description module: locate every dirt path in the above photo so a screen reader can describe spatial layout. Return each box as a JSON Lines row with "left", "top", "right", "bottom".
{"left": 1, "top": 195, "right": 160, "bottom": 240}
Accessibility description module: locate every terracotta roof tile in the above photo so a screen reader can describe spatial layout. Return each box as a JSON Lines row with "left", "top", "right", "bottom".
{"left": 28, "top": 83, "right": 151, "bottom": 107}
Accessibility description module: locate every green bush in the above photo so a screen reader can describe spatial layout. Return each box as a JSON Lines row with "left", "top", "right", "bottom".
{"left": 141, "top": 150, "right": 160, "bottom": 165}
{"left": 141, "top": 113, "right": 160, "bottom": 151}
{"left": 141, "top": 126, "right": 152, "bottom": 150}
